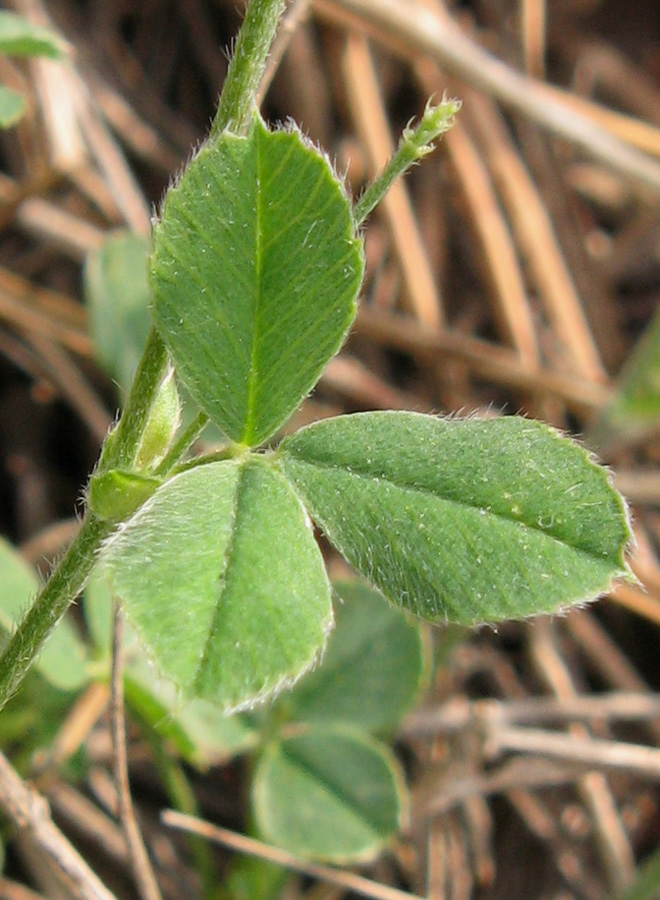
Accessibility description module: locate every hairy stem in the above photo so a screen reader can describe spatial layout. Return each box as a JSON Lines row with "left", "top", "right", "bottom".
{"left": 153, "top": 410, "right": 210, "bottom": 476}
{"left": 0, "top": 514, "right": 112, "bottom": 711}
{"left": 353, "top": 98, "right": 460, "bottom": 227}
{"left": 99, "top": 328, "right": 170, "bottom": 472}
{"left": 0, "top": 333, "right": 171, "bottom": 709}
{"left": 0, "top": 0, "right": 290, "bottom": 710}
{"left": 210, "top": 0, "right": 288, "bottom": 138}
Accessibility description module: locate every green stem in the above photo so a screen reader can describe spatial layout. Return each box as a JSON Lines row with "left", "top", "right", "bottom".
{"left": 0, "top": 330, "right": 169, "bottom": 709}
{"left": 153, "top": 410, "right": 210, "bottom": 477}
{"left": 0, "top": 514, "right": 113, "bottom": 711}
{"left": 210, "top": 0, "right": 287, "bottom": 138}
{"left": 353, "top": 97, "right": 461, "bottom": 228}
{"left": 99, "top": 328, "right": 170, "bottom": 472}
{"left": 0, "top": 0, "right": 290, "bottom": 712}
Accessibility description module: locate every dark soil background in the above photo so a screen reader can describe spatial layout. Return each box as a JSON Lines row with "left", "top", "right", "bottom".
{"left": 2, "top": 1, "right": 660, "bottom": 898}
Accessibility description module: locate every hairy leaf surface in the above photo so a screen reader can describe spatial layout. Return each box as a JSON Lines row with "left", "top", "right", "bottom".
{"left": 280, "top": 412, "right": 631, "bottom": 624}
{"left": 84, "top": 568, "right": 259, "bottom": 763}
{"left": 102, "top": 457, "right": 332, "bottom": 710}
{"left": 150, "top": 115, "right": 363, "bottom": 446}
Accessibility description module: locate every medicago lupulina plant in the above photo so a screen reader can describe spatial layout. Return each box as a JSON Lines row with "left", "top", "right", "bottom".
{"left": 0, "top": 0, "right": 631, "bottom": 715}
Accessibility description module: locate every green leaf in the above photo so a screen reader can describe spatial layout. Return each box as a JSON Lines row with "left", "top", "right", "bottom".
{"left": 0, "top": 668, "right": 80, "bottom": 770}
{"left": 253, "top": 726, "right": 404, "bottom": 861}
{"left": 101, "top": 455, "right": 332, "bottom": 710}
{"left": 83, "top": 569, "right": 258, "bottom": 764}
{"left": 621, "top": 842, "right": 660, "bottom": 900}
{"left": 123, "top": 673, "right": 199, "bottom": 761}
{"left": 221, "top": 856, "right": 289, "bottom": 900}
{"left": 124, "top": 671, "right": 259, "bottom": 766}
{"left": 0, "top": 12, "right": 65, "bottom": 59}
{"left": 83, "top": 565, "right": 114, "bottom": 658}
{"left": 0, "top": 84, "right": 25, "bottom": 128}
{"left": 590, "top": 309, "right": 660, "bottom": 454}
{"left": 280, "top": 412, "right": 631, "bottom": 624}
{"left": 287, "top": 580, "right": 427, "bottom": 732}
{"left": 150, "top": 114, "right": 364, "bottom": 447}
{"left": 84, "top": 231, "right": 152, "bottom": 397}
{"left": 173, "top": 699, "right": 259, "bottom": 765}
{"left": 0, "top": 538, "right": 88, "bottom": 691}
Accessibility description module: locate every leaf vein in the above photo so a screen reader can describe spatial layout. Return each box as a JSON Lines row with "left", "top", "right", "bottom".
{"left": 286, "top": 458, "right": 617, "bottom": 562}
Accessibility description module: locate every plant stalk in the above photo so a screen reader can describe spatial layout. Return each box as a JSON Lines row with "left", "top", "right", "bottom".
{"left": 153, "top": 410, "right": 210, "bottom": 476}
{"left": 353, "top": 98, "right": 460, "bottom": 227}
{"left": 0, "top": 514, "right": 113, "bottom": 711}
{"left": 0, "top": 333, "right": 169, "bottom": 710}
{"left": 99, "top": 328, "right": 170, "bottom": 472}
{"left": 210, "top": 0, "right": 288, "bottom": 138}
{"left": 0, "top": 0, "right": 289, "bottom": 711}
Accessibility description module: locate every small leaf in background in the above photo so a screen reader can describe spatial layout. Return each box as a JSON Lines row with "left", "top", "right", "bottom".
{"left": 621, "top": 842, "right": 660, "bottom": 900}
{"left": 0, "top": 667, "right": 84, "bottom": 770}
{"left": 0, "top": 538, "right": 88, "bottom": 691}
{"left": 101, "top": 456, "right": 332, "bottom": 710}
{"left": 0, "top": 13, "right": 66, "bottom": 130}
{"left": 172, "top": 698, "right": 259, "bottom": 766}
{"left": 288, "top": 580, "right": 428, "bottom": 733}
{"left": 0, "top": 11, "right": 66, "bottom": 59}
{"left": 83, "top": 565, "right": 114, "bottom": 658}
{"left": 84, "top": 231, "right": 152, "bottom": 396}
{"left": 150, "top": 114, "right": 364, "bottom": 447}
{"left": 253, "top": 726, "right": 404, "bottom": 861}
{"left": 221, "top": 855, "right": 289, "bottom": 900}
{"left": 123, "top": 673, "right": 199, "bottom": 763}
{"left": 124, "top": 672, "right": 259, "bottom": 767}
{"left": 0, "top": 84, "right": 25, "bottom": 128}
{"left": 280, "top": 412, "right": 632, "bottom": 624}
{"left": 589, "top": 309, "right": 660, "bottom": 455}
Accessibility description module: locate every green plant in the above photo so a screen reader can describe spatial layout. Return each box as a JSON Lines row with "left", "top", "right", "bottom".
{"left": 0, "top": 538, "right": 424, "bottom": 864}
{"left": 0, "top": 0, "right": 630, "bottom": 737}
{"left": 0, "top": 11, "right": 66, "bottom": 128}
{"left": 589, "top": 305, "right": 660, "bottom": 456}
{"left": 87, "top": 576, "right": 426, "bottom": 862}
